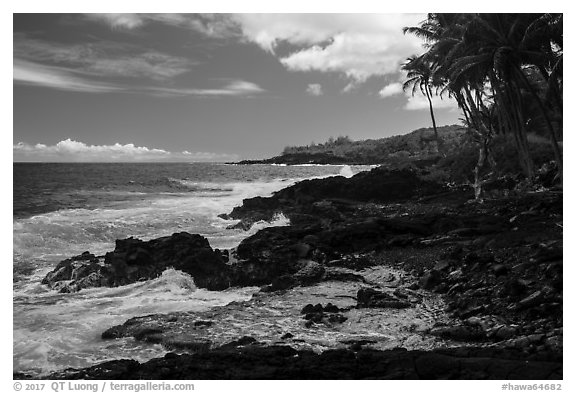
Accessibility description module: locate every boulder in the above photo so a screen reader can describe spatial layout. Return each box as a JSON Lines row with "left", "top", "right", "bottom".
{"left": 43, "top": 232, "right": 233, "bottom": 292}
{"left": 419, "top": 269, "right": 442, "bottom": 290}
{"left": 292, "top": 260, "right": 325, "bottom": 285}
{"left": 301, "top": 304, "right": 323, "bottom": 314}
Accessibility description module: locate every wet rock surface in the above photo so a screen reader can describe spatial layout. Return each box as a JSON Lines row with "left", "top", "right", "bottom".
{"left": 42, "top": 232, "right": 233, "bottom": 292}
{"left": 220, "top": 167, "right": 446, "bottom": 228}
{"left": 95, "top": 266, "right": 453, "bottom": 355}
{"left": 41, "top": 345, "right": 561, "bottom": 380}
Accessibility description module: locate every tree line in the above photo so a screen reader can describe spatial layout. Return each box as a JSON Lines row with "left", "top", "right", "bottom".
{"left": 402, "top": 13, "right": 562, "bottom": 196}
{"left": 281, "top": 125, "right": 467, "bottom": 162}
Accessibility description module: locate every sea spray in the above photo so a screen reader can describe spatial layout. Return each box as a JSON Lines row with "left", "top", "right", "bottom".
{"left": 13, "top": 269, "right": 259, "bottom": 375}
{"left": 339, "top": 165, "right": 355, "bottom": 178}
{"left": 13, "top": 162, "right": 376, "bottom": 375}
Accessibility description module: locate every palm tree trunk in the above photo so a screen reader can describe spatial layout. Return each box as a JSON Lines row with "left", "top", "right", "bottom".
{"left": 425, "top": 85, "right": 440, "bottom": 154}
{"left": 513, "top": 65, "right": 563, "bottom": 184}
{"left": 489, "top": 73, "right": 511, "bottom": 136}
{"left": 509, "top": 84, "right": 535, "bottom": 180}
{"left": 454, "top": 91, "right": 471, "bottom": 126}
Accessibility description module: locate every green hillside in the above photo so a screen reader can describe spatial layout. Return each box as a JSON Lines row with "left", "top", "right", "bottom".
{"left": 280, "top": 125, "right": 467, "bottom": 163}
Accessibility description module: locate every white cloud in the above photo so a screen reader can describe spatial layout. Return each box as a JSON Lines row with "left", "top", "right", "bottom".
{"left": 83, "top": 13, "right": 240, "bottom": 38}
{"left": 13, "top": 140, "right": 239, "bottom": 162}
{"left": 13, "top": 59, "right": 122, "bottom": 93}
{"left": 84, "top": 14, "right": 146, "bottom": 29}
{"left": 181, "top": 14, "right": 240, "bottom": 38}
{"left": 232, "top": 14, "right": 425, "bottom": 82}
{"left": 341, "top": 82, "right": 357, "bottom": 94}
{"left": 14, "top": 35, "right": 193, "bottom": 81}
{"left": 232, "top": 14, "right": 338, "bottom": 52}
{"left": 14, "top": 58, "right": 263, "bottom": 97}
{"left": 13, "top": 139, "right": 169, "bottom": 161}
{"left": 378, "top": 82, "right": 403, "bottom": 98}
{"left": 79, "top": 14, "right": 426, "bottom": 86}
{"left": 14, "top": 34, "right": 264, "bottom": 97}
{"left": 147, "top": 80, "right": 264, "bottom": 97}
{"left": 306, "top": 83, "right": 323, "bottom": 96}
{"left": 85, "top": 51, "right": 191, "bottom": 80}
{"left": 404, "top": 91, "right": 459, "bottom": 111}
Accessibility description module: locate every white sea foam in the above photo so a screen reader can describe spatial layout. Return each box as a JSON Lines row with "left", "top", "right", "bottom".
{"left": 13, "top": 164, "right": 377, "bottom": 375}
{"left": 12, "top": 175, "right": 303, "bottom": 375}
{"left": 290, "top": 164, "right": 341, "bottom": 167}
{"left": 13, "top": 178, "right": 295, "bottom": 262}
{"left": 339, "top": 165, "right": 355, "bottom": 178}
{"left": 13, "top": 268, "right": 258, "bottom": 374}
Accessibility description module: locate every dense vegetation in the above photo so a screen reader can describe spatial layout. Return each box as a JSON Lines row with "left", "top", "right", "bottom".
{"left": 281, "top": 125, "right": 467, "bottom": 162}
{"left": 277, "top": 124, "right": 556, "bottom": 187}
{"left": 402, "top": 13, "right": 562, "bottom": 197}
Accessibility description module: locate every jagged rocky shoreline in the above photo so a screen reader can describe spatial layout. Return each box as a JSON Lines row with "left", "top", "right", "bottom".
{"left": 20, "top": 167, "right": 562, "bottom": 380}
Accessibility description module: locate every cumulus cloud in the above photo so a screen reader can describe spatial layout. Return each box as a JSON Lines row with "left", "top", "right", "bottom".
{"left": 231, "top": 14, "right": 338, "bottom": 52}
{"left": 78, "top": 14, "right": 425, "bottom": 86}
{"left": 404, "top": 92, "right": 459, "bottom": 111}
{"left": 80, "top": 14, "right": 425, "bottom": 85}
{"left": 306, "top": 83, "right": 323, "bottom": 96}
{"left": 13, "top": 139, "right": 169, "bottom": 161}
{"left": 13, "top": 139, "right": 239, "bottom": 162}
{"left": 378, "top": 82, "right": 403, "bottom": 98}
{"left": 232, "top": 14, "right": 425, "bottom": 83}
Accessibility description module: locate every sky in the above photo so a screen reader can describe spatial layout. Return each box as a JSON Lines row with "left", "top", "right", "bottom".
{"left": 13, "top": 13, "right": 462, "bottom": 162}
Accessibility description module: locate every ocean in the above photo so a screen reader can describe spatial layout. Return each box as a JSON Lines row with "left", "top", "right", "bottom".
{"left": 12, "top": 162, "right": 366, "bottom": 375}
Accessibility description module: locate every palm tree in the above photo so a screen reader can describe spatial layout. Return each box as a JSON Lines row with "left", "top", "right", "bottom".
{"left": 403, "top": 13, "right": 563, "bottom": 184}
{"left": 463, "top": 13, "right": 561, "bottom": 181}
{"left": 401, "top": 55, "right": 441, "bottom": 153}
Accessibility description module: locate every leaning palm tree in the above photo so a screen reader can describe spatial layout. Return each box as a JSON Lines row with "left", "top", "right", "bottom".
{"left": 404, "top": 13, "right": 563, "bottom": 184}
{"left": 401, "top": 55, "right": 441, "bottom": 153}
{"left": 457, "top": 13, "right": 561, "bottom": 181}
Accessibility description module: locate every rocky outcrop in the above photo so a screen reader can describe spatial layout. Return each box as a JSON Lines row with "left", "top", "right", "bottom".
{"left": 41, "top": 251, "right": 104, "bottom": 293}
{"left": 221, "top": 168, "right": 446, "bottom": 228}
{"left": 236, "top": 152, "right": 357, "bottom": 165}
{"left": 42, "top": 232, "right": 233, "bottom": 292}
{"left": 300, "top": 303, "right": 348, "bottom": 327}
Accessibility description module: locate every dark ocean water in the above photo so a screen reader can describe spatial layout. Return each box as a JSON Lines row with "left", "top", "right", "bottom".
{"left": 13, "top": 162, "right": 355, "bottom": 218}
{"left": 12, "top": 162, "right": 366, "bottom": 375}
